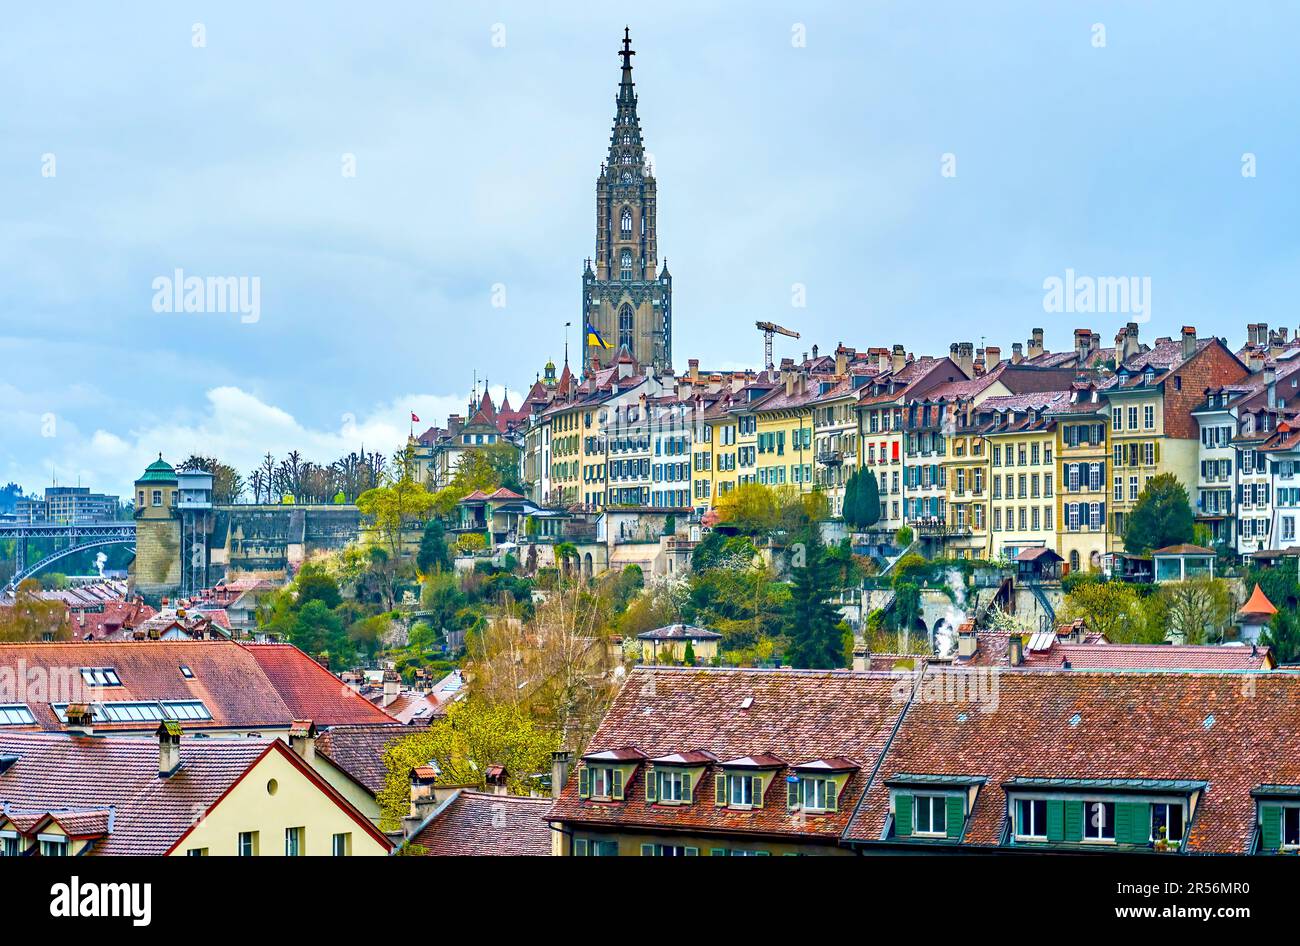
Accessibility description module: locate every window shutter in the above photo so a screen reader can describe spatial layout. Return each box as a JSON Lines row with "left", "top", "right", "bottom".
{"left": 895, "top": 793, "right": 914, "bottom": 836}
{"left": 611, "top": 768, "right": 624, "bottom": 801}
{"left": 1153, "top": 442, "right": 1160, "bottom": 463}
{"left": 1261, "top": 805, "right": 1282, "bottom": 852}
{"left": 945, "top": 795, "right": 964, "bottom": 839}
{"left": 752, "top": 775, "right": 764, "bottom": 808}
{"left": 646, "top": 766, "right": 657, "bottom": 803}
{"left": 640, "top": 843, "right": 655, "bottom": 857}
{"left": 682, "top": 772, "right": 692, "bottom": 803}
{"left": 1114, "top": 801, "right": 1133, "bottom": 844}
{"left": 716, "top": 772, "right": 728, "bottom": 806}
{"left": 579, "top": 767, "right": 590, "bottom": 798}
{"left": 573, "top": 838, "right": 588, "bottom": 857}
{"left": 787, "top": 778, "right": 799, "bottom": 810}
{"left": 1046, "top": 799, "right": 1065, "bottom": 842}
{"left": 826, "top": 778, "right": 838, "bottom": 813}
{"left": 1065, "top": 801, "right": 1084, "bottom": 842}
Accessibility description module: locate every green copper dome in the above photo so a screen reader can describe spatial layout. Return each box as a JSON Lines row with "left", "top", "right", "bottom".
{"left": 136, "top": 454, "right": 177, "bottom": 484}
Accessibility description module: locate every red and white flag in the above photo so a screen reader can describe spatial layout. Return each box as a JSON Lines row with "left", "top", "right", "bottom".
{"left": 410, "top": 412, "right": 420, "bottom": 423}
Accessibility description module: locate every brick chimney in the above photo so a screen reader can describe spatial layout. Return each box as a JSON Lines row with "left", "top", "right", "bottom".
{"left": 1008, "top": 634, "right": 1024, "bottom": 667}
{"left": 289, "top": 719, "right": 317, "bottom": 765}
{"left": 1266, "top": 362, "right": 1278, "bottom": 409}
{"left": 956, "top": 621, "right": 978, "bottom": 659}
{"left": 403, "top": 766, "right": 441, "bottom": 837}
{"left": 1011, "top": 342, "right": 1024, "bottom": 364}
{"left": 485, "top": 764, "right": 509, "bottom": 796}
{"left": 382, "top": 669, "right": 401, "bottom": 708}
{"left": 1181, "top": 326, "right": 1198, "bottom": 360}
{"left": 1074, "top": 328, "right": 1093, "bottom": 359}
{"left": 688, "top": 358, "right": 699, "bottom": 382}
{"left": 891, "top": 344, "right": 907, "bottom": 373}
{"left": 852, "top": 642, "right": 869, "bottom": 672}
{"left": 985, "top": 346, "right": 1001, "bottom": 370}
{"left": 957, "top": 342, "right": 974, "bottom": 378}
{"left": 1028, "top": 328, "right": 1045, "bottom": 359}
{"left": 157, "top": 720, "right": 182, "bottom": 777}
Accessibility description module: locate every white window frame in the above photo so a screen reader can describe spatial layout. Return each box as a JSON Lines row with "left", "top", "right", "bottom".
{"left": 1014, "top": 797, "right": 1048, "bottom": 841}
{"left": 913, "top": 793, "right": 948, "bottom": 837}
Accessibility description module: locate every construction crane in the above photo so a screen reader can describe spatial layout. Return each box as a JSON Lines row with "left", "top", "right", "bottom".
{"left": 755, "top": 321, "right": 800, "bottom": 370}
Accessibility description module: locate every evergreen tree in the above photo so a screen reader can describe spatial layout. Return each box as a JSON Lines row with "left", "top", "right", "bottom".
{"left": 844, "top": 468, "right": 881, "bottom": 529}
{"left": 782, "top": 526, "right": 848, "bottom": 668}
{"left": 1123, "top": 473, "right": 1195, "bottom": 554}
{"left": 417, "top": 518, "right": 452, "bottom": 574}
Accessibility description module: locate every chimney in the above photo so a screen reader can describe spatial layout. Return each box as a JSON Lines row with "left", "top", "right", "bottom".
{"left": 157, "top": 720, "right": 182, "bottom": 776}
{"left": 382, "top": 669, "right": 401, "bottom": 708}
{"left": 289, "top": 719, "right": 317, "bottom": 765}
{"left": 956, "top": 621, "right": 978, "bottom": 659}
{"left": 891, "top": 344, "right": 906, "bottom": 373}
{"left": 1011, "top": 342, "right": 1024, "bottom": 364}
{"left": 1266, "top": 362, "right": 1277, "bottom": 410}
{"left": 64, "top": 703, "right": 93, "bottom": 737}
{"left": 1028, "top": 328, "right": 1045, "bottom": 359}
{"left": 957, "top": 342, "right": 974, "bottom": 378}
{"left": 811, "top": 344, "right": 819, "bottom": 360}
{"left": 1249, "top": 350, "right": 1266, "bottom": 374}
{"left": 551, "top": 751, "right": 571, "bottom": 798}
{"left": 852, "top": 643, "right": 869, "bottom": 672}
{"left": 835, "top": 346, "right": 849, "bottom": 376}
{"left": 1181, "top": 325, "right": 1197, "bottom": 360}
{"left": 688, "top": 358, "right": 699, "bottom": 382}
{"left": 485, "top": 764, "right": 509, "bottom": 796}
{"left": 403, "top": 765, "right": 441, "bottom": 838}
{"left": 985, "top": 345, "right": 1001, "bottom": 370}
{"left": 1008, "top": 634, "right": 1024, "bottom": 667}
{"left": 1074, "top": 328, "right": 1092, "bottom": 358}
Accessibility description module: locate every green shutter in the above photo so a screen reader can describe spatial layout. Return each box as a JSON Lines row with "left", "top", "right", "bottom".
{"left": 579, "top": 767, "right": 590, "bottom": 798}
{"left": 895, "top": 793, "right": 914, "bottom": 837}
{"left": 716, "top": 772, "right": 728, "bottom": 806}
{"left": 752, "top": 775, "right": 764, "bottom": 808}
{"left": 1261, "top": 805, "right": 1282, "bottom": 852}
{"left": 945, "top": 795, "right": 964, "bottom": 839}
{"left": 646, "top": 767, "right": 657, "bottom": 803}
{"left": 1065, "top": 801, "right": 1084, "bottom": 842}
{"left": 1117, "top": 802, "right": 1150, "bottom": 845}
{"left": 1046, "top": 799, "right": 1065, "bottom": 842}
{"left": 641, "top": 843, "right": 655, "bottom": 857}
{"left": 573, "top": 837, "right": 588, "bottom": 857}
{"left": 826, "top": 778, "right": 838, "bottom": 813}
{"left": 682, "top": 771, "right": 692, "bottom": 803}
{"left": 787, "top": 778, "right": 799, "bottom": 810}
{"left": 612, "top": 768, "right": 624, "bottom": 800}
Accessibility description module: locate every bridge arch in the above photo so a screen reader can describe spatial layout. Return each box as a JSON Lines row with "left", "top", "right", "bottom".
{"left": 7, "top": 538, "right": 136, "bottom": 589}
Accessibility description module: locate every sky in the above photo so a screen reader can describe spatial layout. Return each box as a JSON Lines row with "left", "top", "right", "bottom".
{"left": 3, "top": 1, "right": 1300, "bottom": 498}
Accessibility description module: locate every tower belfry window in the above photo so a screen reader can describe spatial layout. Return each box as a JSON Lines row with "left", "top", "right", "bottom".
{"left": 621, "top": 209, "right": 633, "bottom": 237}
{"left": 620, "top": 250, "right": 633, "bottom": 281}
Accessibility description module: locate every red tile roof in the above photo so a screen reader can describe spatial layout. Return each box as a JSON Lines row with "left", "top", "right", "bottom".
{"left": 548, "top": 667, "right": 908, "bottom": 843}
{"left": 316, "top": 723, "right": 415, "bottom": 795}
{"left": 408, "top": 789, "right": 554, "bottom": 855}
{"left": 242, "top": 644, "right": 398, "bottom": 727}
{"left": 846, "top": 669, "right": 1300, "bottom": 853}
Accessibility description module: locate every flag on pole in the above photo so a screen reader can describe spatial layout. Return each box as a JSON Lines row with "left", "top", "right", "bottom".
{"left": 586, "top": 322, "right": 614, "bottom": 350}
{"left": 410, "top": 412, "right": 420, "bottom": 423}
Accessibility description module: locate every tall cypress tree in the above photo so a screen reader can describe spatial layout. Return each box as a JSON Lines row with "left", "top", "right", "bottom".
{"left": 783, "top": 525, "right": 848, "bottom": 668}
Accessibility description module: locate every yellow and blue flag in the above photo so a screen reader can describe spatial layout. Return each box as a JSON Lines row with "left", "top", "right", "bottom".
{"left": 586, "top": 322, "right": 614, "bottom": 350}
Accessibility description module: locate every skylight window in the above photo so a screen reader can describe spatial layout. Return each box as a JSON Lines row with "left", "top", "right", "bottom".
{"left": 79, "top": 667, "right": 121, "bottom": 687}
{"left": 179, "top": 665, "right": 194, "bottom": 680}
{"left": 0, "top": 704, "right": 35, "bottom": 726}
{"left": 52, "top": 699, "right": 212, "bottom": 724}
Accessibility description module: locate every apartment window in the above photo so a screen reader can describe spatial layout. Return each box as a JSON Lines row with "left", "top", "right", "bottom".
{"left": 1112, "top": 408, "right": 1122, "bottom": 431}
{"left": 238, "top": 831, "right": 258, "bottom": 857}
{"left": 1284, "top": 806, "right": 1300, "bottom": 848}
{"left": 795, "top": 777, "right": 838, "bottom": 812}
{"left": 152, "top": 489, "right": 163, "bottom": 506}
{"left": 914, "top": 794, "right": 948, "bottom": 837}
{"left": 572, "top": 837, "right": 620, "bottom": 856}
{"left": 285, "top": 827, "right": 304, "bottom": 857}
{"left": 1144, "top": 405, "right": 1155, "bottom": 429}
{"left": 1127, "top": 407, "right": 1138, "bottom": 430}
{"left": 654, "top": 768, "right": 691, "bottom": 803}
{"left": 186, "top": 847, "right": 208, "bottom": 857}
{"left": 0, "top": 833, "right": 19, "bottom": 857}
{"left": 1151, "top": 803, "right": 1184, "bottom": 844}
{"left": 332, "top": 832, "right": 351, "bottom": 856}
{"left": 725, "top": 773, "right": 762, "bottom": 808}
{"left": 1083, "top": 801, "right": 1116, "bottom": 841}
{"left": 39, "top": 836, "right": 68, "bottom": 857}
{"left": 1129, "top": 476, "right": 1139, "bottom": 501}
{"left": 1015, "top": 798, "right": 1048, "bottom": 840}
{"left": 641, "top": 844, "right": 699, "bottom": 856}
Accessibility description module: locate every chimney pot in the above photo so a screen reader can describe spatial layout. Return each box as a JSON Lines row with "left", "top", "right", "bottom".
{"left": 157, "top": 720, "right": 182, "bottom": 777}
{"left": 551, "top": 751, "right": 571, "bottom": 798}
{"left": 1008, "top": 635, "right": 1024, "bottom": 667}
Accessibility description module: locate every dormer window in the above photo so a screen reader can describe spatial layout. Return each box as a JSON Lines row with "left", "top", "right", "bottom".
{"left": 913, "top": 794, "right": 950, "bottom": 837}
{"left": 80, "top": 667, "right": 121, "bottom": 687}
{"left": 578, "top": 747, "right": 644, "bottom": 801}
{"left": 588, "top": 766, "right": 622, "bottom": 799}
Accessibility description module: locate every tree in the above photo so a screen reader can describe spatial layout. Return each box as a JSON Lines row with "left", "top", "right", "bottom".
{"left": 1058, "top": 580, "right": 1164, "bottom": 644}
{"left": 295, "top": 562, "right": 342, "bottom": 610}
{"left": 0, "top": 579, "right": 71, "bottom": 641}
{"left": 713, "top": 482, "right": 782, "bottom": 536}
{"left": 378, "top": 700, "right": 560, "bottom": 830}
{"left": 894, "top": 525, "right": 914, "bottom": 549}
{"left": 683, "top": 639, "right": 697, "bottom": 666}
{"left": 357, "top": 442, "right": 437, "bottom": 558}
{"left": 1262, "top": 610, "right": 1300, "bottom": 664}
{"left": 178, "top": 455, "right": 245, "bottom": 504}
{"left": 416, "top": 518, "right": 452, "bottom": 574}
{"left": 781, "top": 526, "right": 848, "bottom": 669}
{"left": 1123, "top": 473, "right": 1194, "bottom": 555}
{"left": 1159, "top": 575, "right": 1233, "bottom": 644}
{"left": 843, "top": 468, "right": 880, "bottom": 530}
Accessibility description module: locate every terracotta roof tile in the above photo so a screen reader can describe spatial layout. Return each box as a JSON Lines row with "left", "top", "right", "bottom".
{"left": 409, "top": 790, "right": 554, "bottom": 856}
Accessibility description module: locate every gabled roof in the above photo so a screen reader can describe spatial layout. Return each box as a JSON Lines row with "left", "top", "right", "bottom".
{"left": 241, "top": 644, "right": 398, "bottom": 726}
{"left": 316, "top": 723, "right": 414, "bottom": 795}
{"left": 846, "top": 669, "right": 1300, "bottom": 853}
{"left": 406, "top": 789, "right": 554, "bottom": 856}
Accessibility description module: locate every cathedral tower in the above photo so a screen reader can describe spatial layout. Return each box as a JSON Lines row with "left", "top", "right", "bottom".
{"left": 582, "top": 28, "right": 672, "bottom": 375}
